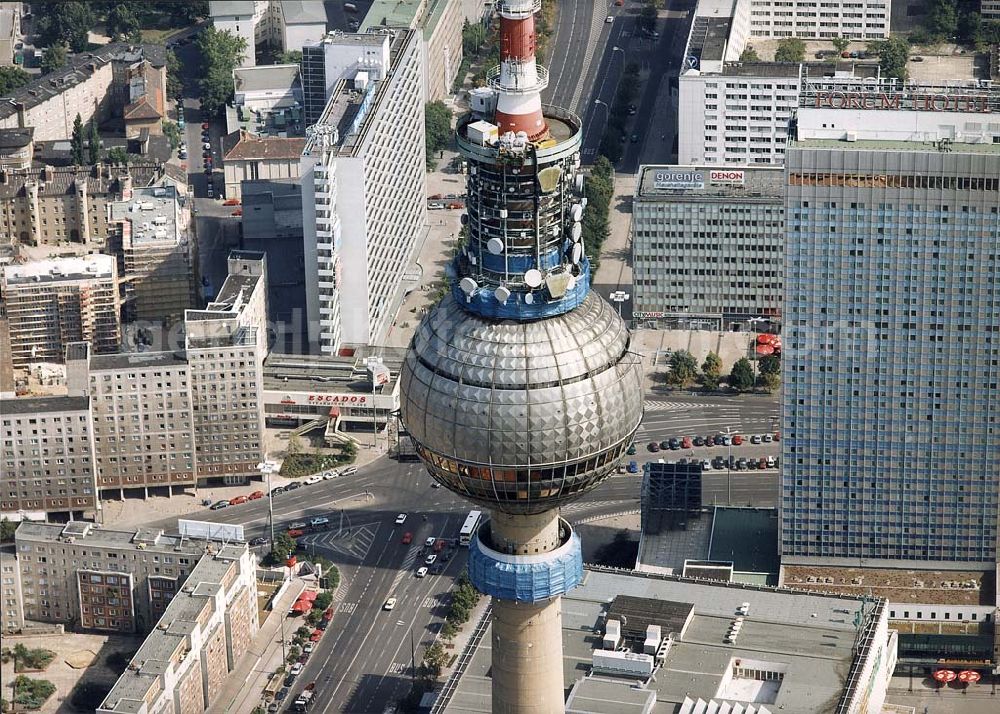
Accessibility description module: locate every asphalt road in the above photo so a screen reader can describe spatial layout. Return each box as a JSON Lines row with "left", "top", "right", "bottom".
{"left": 543, "top": 0, "right": 606, "bottom": 114}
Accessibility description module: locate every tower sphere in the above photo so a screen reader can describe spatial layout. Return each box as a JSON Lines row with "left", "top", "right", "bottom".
{"left": 399, "top": 291, "right": 643, "bottom": 515}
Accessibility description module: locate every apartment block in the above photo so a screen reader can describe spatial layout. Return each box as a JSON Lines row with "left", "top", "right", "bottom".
{"left": 0, "top": 43, "right": 167, "bottom": 141}
{"left": 984, "top": 0, "right": 1000, "bottom": 21}
{"left": 0, "top": 163, "right": 163, "bottom": 246}
{"left": 98, "top": 542, "right": 258, "bottom": 714}
{"left": 1, "top": 545, "right": 25, "bottom": 634}
{"left": 679, "top": 0, "right": 882, "bottom": 166}
{"left": 108, "top": 184, "right": 195, "bottom": 325}
{"left": 0, "top": 254, "right": 121, "bottom": 368}
{"left": 302, "top": 29, "right": 426, "bottom": 353}
{"left": 781, "top": 85, "right": 1000, "bottom": 567}
{"left": 0, "top": 395, "right": 97, "bottom": 518}
{"left": 632, "top": 164, "right": 784, "bottom": 328}
{"left": 185, "top": 252, "right": 268, "bottom": 484}
{"left": 0, "top": 127, "right": 33, "bottom": 171}
{"left": 209, "top": 0, "right": 327, "bottom": 67}
{"left": 0, "top": 3, "right": 21, "bottom": 67}
{"left": 66, "top": 342, "right": 197, "bottom": 498}
{"left": 748, "top": 0, "right": 891, "bottom": 39}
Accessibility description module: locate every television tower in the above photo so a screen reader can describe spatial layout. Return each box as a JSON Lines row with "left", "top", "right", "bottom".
{"left": 399, "top": 1, "right": 643, "bottom": 711}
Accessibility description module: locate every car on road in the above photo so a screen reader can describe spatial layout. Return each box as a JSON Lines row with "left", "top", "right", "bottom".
{"left": 627, "top": 460, "right": 639, "bottom": 473}
{"left": 322, "top": 470, "right": 339, "bottom": 480}
{"left": 630, "top": 134, "right": 639, "bottom": 143}
{"left": 289, "top": 663, "right": 303, "bottom": 676}
{"left": 681, "top": 437, "right": 693, "bottom": 449}
{"left": 310, "top": 628, "right": 323, "bottom": 641}
{"left": 202, "top": 142, "right": 211, "bottom": 150}
{"left": 271, "top": 486, "right": 285, "bottom": 496}
{"left": 287, "top": 529, "right": 305, "bottom": 538}
{"left": 340, "top": 466, "right": 357, "bottom": 476}
{"left": 428, "top": 202, "right": 444, "bottom": 209}
{"left": 401, "top": 532, "right": 413, "bottom": 544}
{"left": 383, "top": 597, "right": 397, "bottom": 611}
{"left": 416, "top": 566, "right": 428, "bottom": 578}
{"left": 762, "top": 433, "right": 773, "bottom": 443}
{"left": 703, "top": 435, "right": 714, "bottom": 447}
{"left": 248, "top": 490, "right": 264, "bottom": 500}
{"left": 201, "top": 122, "right": 210, "bottom": 130}
{"left": 249, "top": 537, "right": 268, "bottom": 546}
{"left": 310, "top": 517, "right": 329, "bottom": 527}
{"left": 627, "top": 103, "right": 637, "bottom": 115}
{"left": 202, "top": 149, "right": 211, "bottom": 158}
{"left": 285, "top": 481, "right": 301, "bottom": 491}
{"left": 430, "top": 481, "right": 441, "bottom": 488}
{"left": 606, "top": 15, "right": 613, "bottom": 23}
{"left": 424, "top": 537, "right": 436, "bottom": 547}
{"left": 229, "top": 495, "right": 247, "bottom": 505}
{"left": 304, "top": 474, "right": 323, "bottom": 485}
{"left": 750, "top": 434, "right": 762, "bottom": 444}
{"left": 289, "top": 522, "right": 307, "bottom": 530}
{"left": 284, "top": 674, "right": 297, "bottom": 687}
{"left": 647, "top": 442, "right": 660, "bottom": 452}
{"left": 434, "top": 539, "right": 447, "bottom": 553}
{"left": 210, "top": 500, "right": 229, "bottom": 510}
{"left": 425, "top": 554, "right": 437, "bottom": 565}
{"left": 178, "top": 149, "right": 187, "bottom": 159}
{"left": 395, "top": 513, "right": 408, "bottom": 525}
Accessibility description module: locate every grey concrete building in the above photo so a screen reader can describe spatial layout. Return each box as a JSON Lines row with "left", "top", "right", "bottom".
{"left": 781, "top": 95, "right": 1000, "bottom": 567}
{"left": 13, "top": 521, "right": 208, "bottom": 633}
{"left": 1, "top": 545, "right": 24, "bottom": 633}
{"left": 633, "top": 164, "right": 784, "bottom": 328}
{"left": 0, "top": 395, "right": 97, "bottom": 519}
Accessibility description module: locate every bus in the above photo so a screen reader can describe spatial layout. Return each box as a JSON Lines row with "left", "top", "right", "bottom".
{"left": 458, "top": 510, "right": 483, "bottom": 546}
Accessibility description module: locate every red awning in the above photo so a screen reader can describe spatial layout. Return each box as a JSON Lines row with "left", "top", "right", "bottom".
{"left": 958, "top": 670, "right": 981, "bottom": 684}
{"left": 298, "top": 590, "right": 318, "bottom": 602}
{"left": 291, "top": 600, "right": 310, "bottom": 613}
{"left": 933, "top": 669, "right": 956, "bottom": 683}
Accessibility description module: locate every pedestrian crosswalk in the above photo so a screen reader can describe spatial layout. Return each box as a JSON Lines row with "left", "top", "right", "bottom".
{"left": 643, "top": 400, "right": 726, "bottom": 412}
{"left": 387, "top": 545, "right": 422, "bottom": 593}
{"left": 298, "top": 522, "right": 381, "bottom": 561}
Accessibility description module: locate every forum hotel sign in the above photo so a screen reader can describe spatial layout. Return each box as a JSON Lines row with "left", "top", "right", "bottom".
{"left": 800, "top": 81, "right": 999, "bottom": 114}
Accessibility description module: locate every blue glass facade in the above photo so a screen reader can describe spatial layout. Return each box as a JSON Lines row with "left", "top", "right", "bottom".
{"left": 781, "top": 144, "right": 1000, "bottom": 564}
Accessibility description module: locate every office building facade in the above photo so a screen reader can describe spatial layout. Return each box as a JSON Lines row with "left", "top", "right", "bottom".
{"left": 632, "top": 164, "right": 784, "bottom": 327}
{"left": 780, "top": 86, "right": 1000, "bottom": 566}
{"left": 0, "top": 395, "right": 96, "bottom": 518}
{"left": 748, "top": 0, "right": 891, "bottom": 39}
{"left": 1, "top": 254, "right": 121, "bottom": 368}
{"left": 302, "top": 29, "right": 426, "bottom": 354}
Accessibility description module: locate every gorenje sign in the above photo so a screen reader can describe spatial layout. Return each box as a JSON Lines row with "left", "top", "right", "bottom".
{"left": 654, "top": 170, "right": 704, "bottom": 190}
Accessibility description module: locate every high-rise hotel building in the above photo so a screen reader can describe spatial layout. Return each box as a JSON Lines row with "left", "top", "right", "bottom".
{"left": 780, "top": 80, "right": 1000, "bottom": 567}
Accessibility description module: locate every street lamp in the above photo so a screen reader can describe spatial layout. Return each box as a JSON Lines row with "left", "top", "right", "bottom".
{"left": 609, "top": 290, "right": 629, "bottom": 318}
{"left": 365, "top": 356, "right": 386, "bottom": 451}
{"left": 257, "top": 459, "right": 278, "bottom": 551}
{"left": 721, "top": 426, "right": 738, "bottom": 506}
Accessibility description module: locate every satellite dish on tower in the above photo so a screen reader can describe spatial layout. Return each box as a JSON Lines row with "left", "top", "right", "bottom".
{"left": 571, "top": 223, "right": 582, "bottom": 241}
{"left": 571, "top": 204, "right": 583, "bottom": 222}
{"left": 461, "top": 213, "right": 469, "bottom": 225}
{"left": 487, "top": 237, "right": 504, "bottom": 255}
{"left": 571, "top": 243, "right": 583, "bottom": 264}
{"left": 524, "top": 269, "right": 543, "bottom": 288}
{"left": 495, "top": 286, "right": 511, "bottom": 304}
{"left": 460, "top": 277, "right": 478, "bottom": 295}
{"left": 524, "top": 292, "right": 534, "bottom": 305}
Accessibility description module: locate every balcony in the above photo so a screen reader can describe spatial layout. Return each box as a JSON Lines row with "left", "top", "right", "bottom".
{"left": 486, "top": 64, "right": 549, "bottom": 95}
{"left": 496, "top": 0, "right": 542, "bottom": 19}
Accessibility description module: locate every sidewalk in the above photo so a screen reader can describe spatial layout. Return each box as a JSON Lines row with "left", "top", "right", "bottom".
{"left": 208, "top": 577, "right": 306, "bottom": 714}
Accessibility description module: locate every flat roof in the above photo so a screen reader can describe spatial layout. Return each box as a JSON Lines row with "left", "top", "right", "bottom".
{"left": 783, "top": 565, "right": 996, "bottom": 607}
{"left": 3, "top": 253, "right": 116, "bottom": 284}
{"left": 14, "top": 522, "right": 206, "bottom": 556}
{"left": 708, "top": 507, "right": 780, "bottom": 577}
{"left": 234, "top": 63, "right": 300, "bottom": 93}
{"left": 109, "top": 186, "right": 179, "bottom": 245}
{"left": 89, "top": 351, "right": 187, "bottom": 372}
{"left": 0, "top": 128, "right": 33, "bottom": 150}
{"left": 443, "top": 567, "right": 884, "bottom": 714}
{"left": 263, "top": 349, "right": 405, "bottom": 393}
{"left": 637, "top": 164, "right": 784, "bottom": 200}
{"left": 1, "top": 395, "right": 90, "bottom": 415}
{"left": 789, "top": 137, "right": 1000, "bottom": 154}
{"left": 360, "top": 0, "right": 421, "bottom": 31}
{"left": 280, "top": 0, "right": 328, "bottom": 24}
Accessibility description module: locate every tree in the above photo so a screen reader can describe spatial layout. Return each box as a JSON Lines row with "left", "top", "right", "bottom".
{"left": 167, "top": 0, "right": 209, "bottom": 24}
{"left": 40, "top": 44, "right": 68, "bottom": 76}
{"left": 729, "top": 358, "right": 755, "bottom": 392}
{"left": 739, "top": 45, "right": 760, "bottom": 62}
{"left": 166, "top": 49, "right": 183, "bottom": 100}
{"left": 774, "top": 37, "right": 806, "bottom": 63}
{"left": 0, "top": 518, "right": 16, "bottom": 543}
{"left": 71, "top": 114, "right": 85, "bottom": 165}
{"left": 106, "top": 3, "right": 141, "bottom": 43}
{"left": 106, "top": 146, "right": 132, "bottom": 164}
{"left": 869, "top": 36, "right": 909, "bottom": 80}
{"left": 462, "top": 20, "right": 488, "bottom": 57}
{"left": 756, "top": 354, "right": 781, "bottom": 392}
{"left": 197, "top": 27, "right": 248, "bottom": 116}
{"left": 313, "top": 591, "right": 333, "bottom": 611}
{"left": 277, "top": 50, "right": 302, "bottom": 65}
{"left": 666, "top": 350, "right": 698, "bottom": 387}
{"left": 422, "top": 642, "right": 448, "bottom": 678}
{"left": 88, "top": 122, "right": 100, "bottom": 164}
{"left": 162, "top": 120, "right": 182, "bottom": 151}
{"left": 924, "top": 0, "right": 958, "bottom": 40}
{"left": 701, "top": 352, "right": 722, "bottom": 390}
{"left": 0, "top": 66, "right": 31, "bottom": 96}
{"left": 270, "top": 532, "right": 297, "bottom": 562}
{"left": 958, "top": 11, "right": 982, "bottom": 46}
{"left": 440, "top": 621, "right": 459, "bottom": 639}
{"left": 286, "top": 434, "right": 303, "bottom": 456}
{"left": 34, "top": 2, "right": 94, "bottom": 52}
{"left": 582, "top": 156, "right": 614, "bottom": 263}
{"left": 832, "top": 36, "right": 851, "bottom": 53}
{"left": 424, "top": 100, "right": 452, "bottom": 169}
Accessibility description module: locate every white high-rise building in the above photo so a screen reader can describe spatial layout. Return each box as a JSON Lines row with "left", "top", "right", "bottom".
{"left": 209, "top": 1, "right": 327, "bottom": 67}
{"left": 748, "top": 0, "right": 891, "bottom": 39}
{"left": 301, "top": 29, "right": 426, "bottom": 355}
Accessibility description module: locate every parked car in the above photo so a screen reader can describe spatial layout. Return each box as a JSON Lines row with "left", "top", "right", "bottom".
{"left": 910, "top": 56, "right": 924, "bottom": 62}
{"left": 248, "top": 490, "right": 264, "bottom": 500}
{"left": 668, "top": 438, "right": 681, "bottom": 450}
{"left": 732, "top": 434, "right": 743, "bottom": 446}
{"left": 284, "top": 675, "right": 296, "bottom": 687}
{"left": 303, "top": 642, "right": 314, "bottom": 654}
{"left": 323, "top": 470, "right": 339, "bottom": 480}
{"left": 693, "top": 436, "right": 705, "bottom": 447}
{"left": 285, "top": 481, "right": 301, "bottom": 491}
{"left": 648, "top": 442, "right": 660, "bottom": 452}
{"left": 762, "top": 433, "right": 773, "bottom": 443}
{"left": 289, "top": 522, "right": 307, "bottom": 530}
{"left": 713, "top": 434, "right": 726, "bottom": 446}
{"left": 304, "top": 474, "right": 323, "bottom": 485}
{"left": 712, "top": 456, "right": 726, "bottom": 469}
{"left": 415, "top": 566, "right": 428, "bottom": 578}
{"left": 178, "top": 150, "right": 187, "bottom": 159}
{"left": 702, "top": 459, "right": 712, "bottom": 470}
{"left": 210, "top": 500, "right": 229, "bottom": 510}
{"left": 750, "top": 434, "right": 762, "bottom": 444}
{"left": 395, "top": 513, "right": 407, "bottom": 525}
{"left": 402, "top": 532, "right": 413, "bottom": 544}
{"left": 766, "top": 455, "right": 776, "bottom": 468}
{"left": 747, "top": 458, "right": 758, "bottom": 470}
{"left": 223, "top": 198, "right": 240, "bottom": 206}
{"left": 773, "top": 432, "right": 781, "bottom": 441}
{"left": 383, "top": 597, "right": 397, "bottom": 611}
{"left": 229, "top": 495, "right": 247, "bottom": 505}
{"left": 310, "top": 628, "right": 323, "bottom": 641}
{"left": 703, "top": 435, "right": 715, "bottom": 448}
{"left": 287, "top": 529, "right": 305, "bottom": 538}
{"left": 271, "top": 486, "right": 285, "bottom": 496}
{"left": 425, "top": 554, "right": 437, "bottom": 565}
{"left": 736, "top": 458, "right": 748, "bottom": 470}
{"left": 339, "top": 466, "right": 357, "bottom": 476}
{"left": 202, "top": 142, "right": 211, "bottom": 150}
{"left": 605, "top": 15, "right": 614, "bottom": 23}
{"left": 424, "top": 537, "right": 436, "bottom": 547}
{"left": 249, "top": 537, "right": 268, "bottom": 546}
{"left": 681, "top": 437, "right": 693, "bottom": 449}
{"left": 759, "top": 457, "right": 769, "bottom": 469}
{"left": 627, "top": 103, "right": 637, "bottom": 115}
{"left": 626, "top": 444, "right": 637, "bottom": 455}
{"left": 626, "top": 460, "right": 639, "bottom": 474}
{"left": 290, "top": 663, "right": 303, "bottom": 676}
{"left": 201, "top": 122, "right": 210, "bottom": 130}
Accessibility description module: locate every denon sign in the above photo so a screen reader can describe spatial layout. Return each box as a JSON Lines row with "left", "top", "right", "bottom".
{"left": 813, "top": 91, "right": 991, "bottom": 113}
